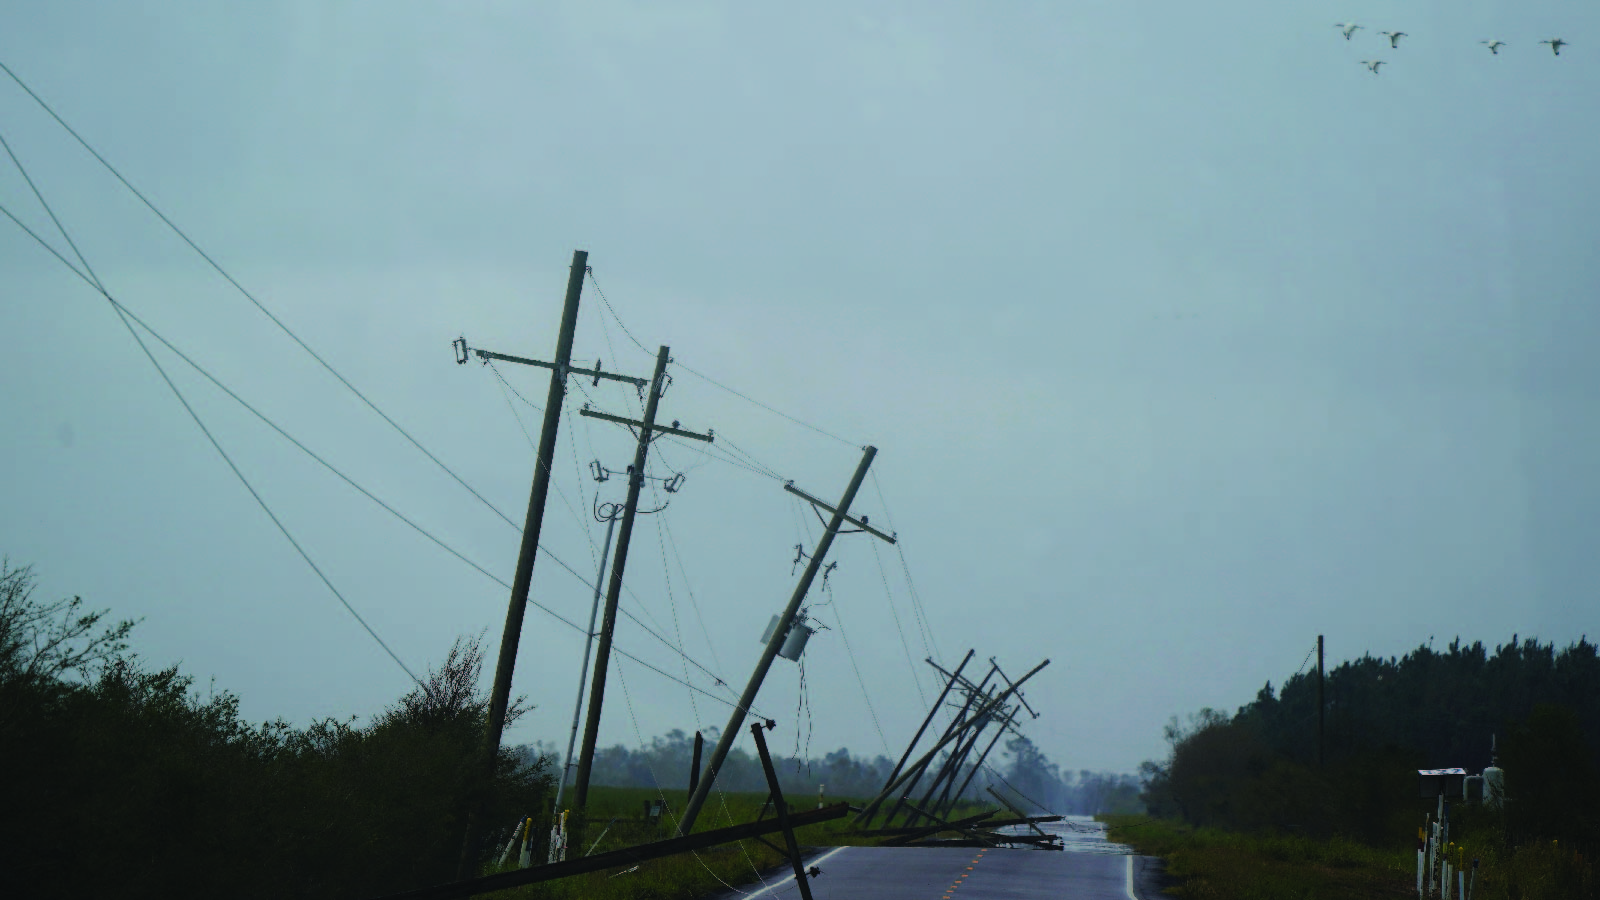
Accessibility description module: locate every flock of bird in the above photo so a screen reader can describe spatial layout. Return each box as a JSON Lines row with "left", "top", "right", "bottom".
{"left": 1334, "top": 23, "right": 1570, "bottom": 74}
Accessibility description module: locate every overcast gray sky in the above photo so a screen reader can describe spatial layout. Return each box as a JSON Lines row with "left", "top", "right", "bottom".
{"left": 3, "top": 1, "right": 1597, "bottom": 776}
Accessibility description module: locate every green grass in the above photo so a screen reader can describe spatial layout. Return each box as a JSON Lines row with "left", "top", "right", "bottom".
{"left": 1101, "top": 814, "right": 1597, "bottom": 900}
{"left": 1100, "top": 815, "right": 1416, "bottom": 900}
{"left": 477, "top": 786, "right": 987, "bottom": 900}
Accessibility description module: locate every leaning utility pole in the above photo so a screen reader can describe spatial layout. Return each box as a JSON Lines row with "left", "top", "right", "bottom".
{"left": 452, "top": 251, "right": 649, "bottom": 878}
{"left": 571, "top": 346, "right": 714, "bottom": 815}
{"left": 678, "top": 446, "right": 892, "bottom": 835}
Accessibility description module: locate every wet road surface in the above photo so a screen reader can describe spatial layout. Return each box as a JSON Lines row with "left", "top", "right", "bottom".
{"left": 711, "top": 816, "right": 1166, "bottom": 900}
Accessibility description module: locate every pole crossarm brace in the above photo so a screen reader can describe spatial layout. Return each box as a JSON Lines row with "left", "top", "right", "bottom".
{"left": 991, "top": 656, "right": 1040, "bottom": 719}
{"left": 926, "top": 660, "right": 1028, "bottom": 739}
{"left": 579, "top": 406, "right": 714, "bottom": 442}
{"left": 784, "top": 482, "right": 896, "bottom": 544}
{"left": 472, "top": 348, "right": 648, "bottom": 387}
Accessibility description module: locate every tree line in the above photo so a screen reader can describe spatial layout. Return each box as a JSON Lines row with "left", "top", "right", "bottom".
{"left": 1139, "top": 634, "right": 1600, "bottom": 849}
{"left": 528, "top": 728, "right": 1142, "bottom": 816}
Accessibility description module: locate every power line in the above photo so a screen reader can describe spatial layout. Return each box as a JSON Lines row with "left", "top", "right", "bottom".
{"left": 672, "top": 357, "right": 859, "bottom": 448}
{"left": 821, "top": 578, "right": 892, "bottom": 756}
{"left": 0, "top": 190, "right": 424, "bottom": 687}
{"left": 871, "top": 469, "right": 942, "bottom": 665}
{"left": 0, "top": 57, "right": 525, "bottom": 535}
{"left": 1, "top": 195, "right": 746, "bottom": 714}
{"left": 578, "top": 264, "right": 857, "bottom": 448}
{"left": 585, "top": 269, "right": 651, "bottom": 356}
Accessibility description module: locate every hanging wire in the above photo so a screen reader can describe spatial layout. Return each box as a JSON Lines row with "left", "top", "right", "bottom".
{"left": 585, "top": 269, "right": 652, "bottom": 357}
{"left": 612, "top": 660, "right": 773, "bottom": 897}
{"left": 821, "top": 577, "right": 893, "bottom": 756}
{"left": 671, "top": 358, "right": 859, "bottom": 448}
{"left": 2, "top": 194, "right": 760, "bottom": 713}
{"left": 0, "top": 60, "right": 537, "bottom": 538}
{"left": 660, "top": 507, "right": 725, "bottom": 675}
{"left": 871, "top": 469, "right": 942, "bottom": 666}
{"left": 580, "top": 262, "right": 854, "bottom": 448}
{"left": 870, "top": 540, "right": 930, "bottom": 708}
{"left": 1294, "top": 641, "right": 1319, "bottom": 678}
{"left": 793, "top": 656, "right": 814, "bottom": 771}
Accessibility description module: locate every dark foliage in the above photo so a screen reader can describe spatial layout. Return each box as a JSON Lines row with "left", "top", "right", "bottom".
{"left": 0, "top": 564, "right": 552, "bottom": 900}
{"left": 1140, "top": 636, "right": 1600, "bottom": 854}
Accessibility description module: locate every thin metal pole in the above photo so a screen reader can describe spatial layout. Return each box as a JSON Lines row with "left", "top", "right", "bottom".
{"left": 457, "top": 249, "right": 586, "bottom": 877}
{"left": 750, "top": 722, "right": 817, "bottom": 900}
{"left": 678, "top": 446, "right": 880, "bottom": 835}
{"left": 572, "top": 345, "right": 673, "bottom": 812}
{"left": 1317, "top": 634, "right": 1325, "bottom": 768}
{"left": 552, "top": 514, "right": 617, "bottom": 819}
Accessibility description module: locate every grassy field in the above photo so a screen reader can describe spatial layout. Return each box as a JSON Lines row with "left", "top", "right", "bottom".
{"left": 1101, "top": 815, "right": 1416, "bottom": 900}
{"left": 1102, "top": 814, "right": 1596, "bottom": 900}
{"left": 475, "top": 786, "right": 993, "bottom": 900}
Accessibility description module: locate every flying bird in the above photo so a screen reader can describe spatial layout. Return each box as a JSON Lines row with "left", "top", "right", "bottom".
{"left": 1335, "top": 22, "right": 1363, "bottom": 40}
{"left": 1362, "top": 60, "right": 1386, "bottom": 74}
{"left": 1540, "top": 38, "right": 1567, "bottom": 56}
{"left": 1481, "top": 40, "right": 1506, "bottom": 55}
{"left": 1379, "top": 31, "right": 1407, "bottom": 48}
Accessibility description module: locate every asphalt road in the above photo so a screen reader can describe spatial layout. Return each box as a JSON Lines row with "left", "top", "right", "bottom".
{"left": 710, "top": 818, "right": 1170, "bottom": 900}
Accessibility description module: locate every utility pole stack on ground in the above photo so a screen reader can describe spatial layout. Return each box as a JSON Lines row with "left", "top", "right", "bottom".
{"left": 854, "top": 658, "right": 1049, "bottom": 828}
{"left": 884, "top": 662, "right": 999, "bottom": 827}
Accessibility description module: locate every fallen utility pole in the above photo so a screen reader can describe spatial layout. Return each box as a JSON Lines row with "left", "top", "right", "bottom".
{"left": 939, "top": 704, "right": 1021, "bottom": 820}
{"left": 572, "top": 345, "right": 713, "bottom": 817}
{"left": 371, "top": 804, "right": 852, "bottom": 900}
{"left": 750, "top": 721, "right": 817, "bottom": 900}
{"left": 678, "top": 446, "right": 891, "bottom": 835}
{"left": 858, "top": 650, "right": 974, "bottom": 829}
{"left": 926, "top": 699, "right": 1007, "bottom": 821}
{"left": 907, "top": 690, "right": 999, "bottom": 826}
{"left": 885, "top": 664, "right": 998, "bottom": 827}
{"left": 854, "top": 658, "right": 1049, "bottom": 825}
{"left": 987, "top": 785, "right": 1053, "bottom": 842}
{"left": 452, "top": 250, "right": 643, "bottom": 876}
{"left": 893, "top": 803, "right": 996, "bottom": 848}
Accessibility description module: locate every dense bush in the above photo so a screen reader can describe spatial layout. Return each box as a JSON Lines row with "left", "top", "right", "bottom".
{"left": 0, "top": 560, "right": 552, "bottom": 900}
